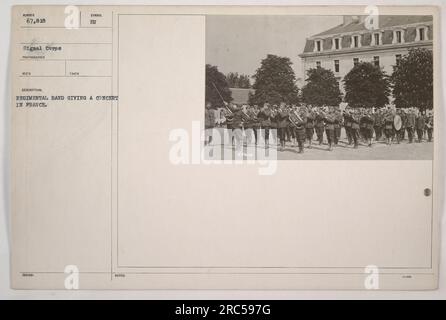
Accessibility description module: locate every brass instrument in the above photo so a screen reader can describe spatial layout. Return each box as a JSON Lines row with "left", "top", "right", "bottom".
{"left": 224, "top": 104, "right": 233, "bottom": 115}
{"left": 289, "top": 110, "right": 304, "bottom": 128}
{"left": 241, "top": 109, "right": 251, "bottom": 122}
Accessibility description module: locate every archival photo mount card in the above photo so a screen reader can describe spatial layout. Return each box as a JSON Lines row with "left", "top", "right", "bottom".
{"left": 10, "top": 5, "right": 440, "bottom": 289}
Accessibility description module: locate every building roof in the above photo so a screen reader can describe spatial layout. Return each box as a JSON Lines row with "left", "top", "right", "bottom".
{"left": 301, "top": 15, "right": 433, "bottom": 55}
{"left": 313, "top": 15, "right": 432, "bottom": 38}
{"left": 230, "top": 88, "right": 255, "bottom": 105}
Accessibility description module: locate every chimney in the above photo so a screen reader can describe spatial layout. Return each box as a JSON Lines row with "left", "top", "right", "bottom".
{"left": 343, "top": 15, "right": 360, "bottom": 25}
{"left": 343, "top": 16, "right": 353, "bottom": 25}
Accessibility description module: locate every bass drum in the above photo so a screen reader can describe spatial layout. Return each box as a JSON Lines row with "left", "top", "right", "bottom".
{"left": 393, "top": 114, "right": 402, "bottom": 131}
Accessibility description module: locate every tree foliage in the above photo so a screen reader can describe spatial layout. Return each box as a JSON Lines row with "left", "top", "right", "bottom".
{"left": 205, "top": 64, "right": 232, "bottom": 107}
{"left": 301, "top": 67, "right": 342, "bottom": 106}
{"left": 226, "top": 72, "right": 251, "bottom": 89}
{"left": 343, "top": 61, "right": 390, "bottom": 108}
{"left": 391, "top": 48, "right": 433, "bottom": 110}
{"left": 249, "top": 54, "right": 299, "bottom": 105}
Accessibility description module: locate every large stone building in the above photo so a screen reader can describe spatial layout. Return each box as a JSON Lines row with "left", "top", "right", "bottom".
{"left": 299, "top": 15, "right": 433, "bottom": 94}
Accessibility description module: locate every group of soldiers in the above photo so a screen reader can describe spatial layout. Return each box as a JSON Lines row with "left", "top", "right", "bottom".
{"left": 204, "top": 101, "right": 434, "bottom": 154}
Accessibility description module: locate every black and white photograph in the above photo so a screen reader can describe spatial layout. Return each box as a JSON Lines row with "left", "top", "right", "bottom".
{"left": 3, "top": 3, "right": 443, "bottom": 299}
{"left": 205, "top": 15, "right": 434, "bottom": 160}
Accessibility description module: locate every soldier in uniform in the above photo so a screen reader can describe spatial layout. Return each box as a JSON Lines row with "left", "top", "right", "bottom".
{"left": 343, "top": 108, "right": 353, "bottom": 145}
{"left": 359, "top": 109, "right": 368, "bottom": 142}
{"left": 324, "top": 107, "right": 336, "bottom": 151}
{"left": 363, "top": 109, "right": 374, "bottom": 147}
{"left": 405, "top": 108, "right": 416, "bottom": 143}
{"left": 383, "top": 109, "right": 395, "bottom": 145}
{"left": 246, "top": 105, "right": 260, "bottom": 146}
{"left": 415, "top": 110, "right": 426, "bottom": 143}
{"left": 393, "top": 108, "right": 403, "bottom": 144}
{"left": 399, "top": 109, "right": 407, "bottom": 141}
{"left": 315, "top": 108, "right": 325, "bottom": 145}
{"left": 351, "top": 109, "right": 361, "bottom": 148}
{"left": 426, "top": 111, "right": 433, "bottom": 142}
{"left": 285, "top": 106, "right": 297, "bottom": 147}
{"left": 295, "top": 108, "right": 307, "bottom": 153}
{"left": 270, "top": 105, "right": 279, "bottom": 146}
{"left": 305, "top": 107, "right": 315, "bottom": 148}
{"left": 231, "top": 104, "right": 244, "bottom": 154}
{"left": 277, "top": 104, "right": 289, "bottom": 150}
{"left": 400, "top": 109, "right": 407, "bottom": 141}
{"left": 373, "top": 108, "right": 383, "bottom": 141}
{"left": 257, "top": 103, "right": 272, "bottom": 148}
{"left": 334, "top": 108, "right": 343, "bottom": 145}
{"left": 204, "top": 101, "right": 215, "bottom": 145}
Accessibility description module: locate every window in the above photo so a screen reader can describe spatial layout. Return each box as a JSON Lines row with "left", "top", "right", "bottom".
{"left": 334, "top": 60, "right": 340, "bottom": 73}
{"left": 334, "top": 38, "right": 340, "bottom": 50}
{"left": 353, "top": 58, "right": 359, "bottom": 66}
{"left": 396, "top": 54, "right": 402, "bottom": 64}
{"left": 374, "top": 33, "right": 380, "bottom": 45}
{"left": 316, "top": 40, "right": 322, "bottom": 52}
{"left": 316, "top": 61, "right": 321, "bottom": 68}
{"left": 373, "top": 56, "right": 380, "bottom": 67}
{"left": 393, "top": 29, "right": 405, "bottom": 44}
{"left": 353, "top": 35, "right": 359, "bottom": 48}
{"left": 419, "top": 27, "right": 425, "bottom": 41}
{"left": 396, "top": 30, "right": 402, "bottom": 43}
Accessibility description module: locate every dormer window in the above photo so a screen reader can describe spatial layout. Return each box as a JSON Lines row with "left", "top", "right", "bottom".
{"left": 392, "top": 29, "right": 405, "bottom": 44}
{"left": 373, "top": 33, "right": 380, "bottom": 45}
{"left": 351, "top": 35, "right": 361, "bottom": 48}
{"left": 419, "top": 27, "right": 425, "bottom": 41}
{"left": 415, "top": 26, "right": 427, "bottom": 42}
{"left": 315, "top": 40, "right": 322, "bottom": 52}
{"left": 332, "top": 37, "right": 341, "bottom": 50}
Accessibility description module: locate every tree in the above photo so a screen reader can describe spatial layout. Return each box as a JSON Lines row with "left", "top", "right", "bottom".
{"left": 249, "top": 54, "right": 299, "bottom": 105}
{"left": 301, "top": 67, "right": 342, "bottom": 106}
{"left": 391, "top": 48, "right": 433, "bottom": 110}
{"left": 226, "top": 72, "right": 251, "bottom": 88}
{"left": 343, "top": 61, "right": 391, "bottom": 108}
{"left": 205, "top": 64, "right": 232, "bottom": 107}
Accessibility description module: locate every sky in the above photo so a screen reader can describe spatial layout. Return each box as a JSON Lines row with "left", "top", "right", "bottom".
{"left": 206, "top": 15, "right": 343, "bottom": 86}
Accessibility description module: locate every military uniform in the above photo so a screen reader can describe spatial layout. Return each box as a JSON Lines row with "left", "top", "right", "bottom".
{"left": 383, "top": 112, "right": 394, "bottom": 145}
{"left": 324, "top": 112, "right": 336, "bottom": 151}
{"left": 257, "top": 107, "right": 272, "bottom": 146}
{"left": 305, "top": 111, "right": 315, "bottom": 147}
{"left": 277, "top": 109, "right": 289, "bottom": 148}
{"left": 399, "top": 111, "right": 407, "bottom": 141}
{"left": 270, "top": 110, "right": 278, "bottom": 145}
{"left": 294, "top": 113, "right": 307, "bottom": 153}
{"left": 315, "top": 113, "right": 325, "bottom": 145}
{"left": 351, "top": 112, "right": 361, "bottom": 148}
{"left": 334, "top": 111, "right": 343, "bottom": 145}
{"left": 359, "top": 115, "right": 368, "bottom": 141}
{"left": 406, "top": 112, "right": 415, "bottom": 143}
{"left": 363, "top": 112, "right": 374, "bottom": 146}
{"left": 231, "top": 109, "right": 244, "bottom": 151}
{"left": 246, "top": 108, "right": 260, "bottom": 145}
{"left": 204, "top": 106, "right": 216, "bottom": 145}
{"left": 343, "top": 112, "right": 353, "bottom": 145}
{"left": 415, "top": 114, "right": 426, "bottom": 142}
{"left": 426, "top": 115, "right": 433, "bottom": 142}
{"left": 373, "top": 111, "right": 383, "bottom": 141}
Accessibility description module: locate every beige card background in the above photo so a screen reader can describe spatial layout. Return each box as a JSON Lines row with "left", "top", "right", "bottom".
{"left": 10, "top": 5, "right": 441, "bottom": 290}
